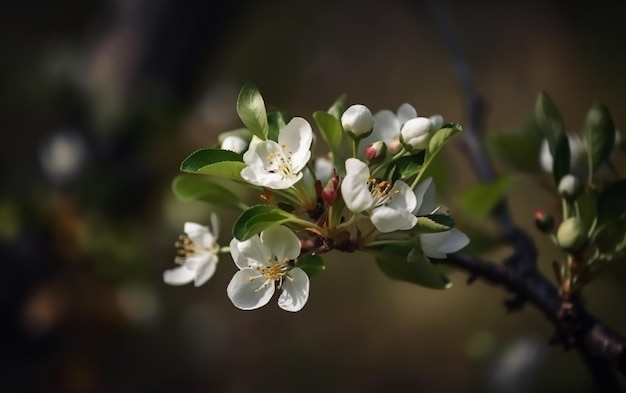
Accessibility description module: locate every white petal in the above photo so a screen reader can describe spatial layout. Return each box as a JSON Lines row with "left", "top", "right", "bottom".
{"left": 227, "top": 269, "right": 275, "bottom": 310}
{"left": 420, "top": 232, "right": 448, "bottom": 259}
{"left": 194, "top": 254, "right": 218, "bottom": 287}
{"left": 414, "top": 177, "right": 437, "bottom": 215}
{"left": 386, "top": 181, "right": 417, "bottom": 212}
{"left": 209, "top": 212, "right": 220, "bottom": 239}
{"left": 315, "top": 157, "right": 333, "bottom": 184}
{"left": 341, "top": 158, "right": 373, "bottom": 213}
{"left": 221, "top": 135, "right": 247, "bottom": 153}
{"left": 184, "top": 222, "right": 209, "bottom": 245}
{"left": 279, "top": 117, "right": 313, "bottom": 173}
{"left": 369, "top": 110, "right": 399, "bottom": 146}
{"left": 230, "top": 236, "right": 271, "bottom": 269}
{"left": 371, "top": 205, "right": 417, "bottom": 232}
{"left": 278, "top": 268, "right": 310, "bottom": 312}
{"left": 539, "top": 139, "right": 553, "bottom": 173}
{"left": 397, "top": 103, "right": 417, "bottom": 125}
{"left": 260, "top": 226, "right": 301, "bottom": 262}
{"left": 183, "top": 253, "right": 212, "bottom": 271}
{"left": 163, "top": 266, "right": 196, "bottom": 286}
{"left": 437, "top": 228, "right": 470, "bottom": 254}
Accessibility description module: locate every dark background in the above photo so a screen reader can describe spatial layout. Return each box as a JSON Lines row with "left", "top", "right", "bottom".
{"left": 2, "top": 0, "right": 626, "bottom": 392}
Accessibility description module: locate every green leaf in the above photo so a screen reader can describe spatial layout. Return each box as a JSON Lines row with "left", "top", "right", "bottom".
{"left": 584, "top": 103, "right": 615, "bottom": 174}
{"left": 552, "top": 137, "right": 571, "bottom": 183}
{"left": 313, "top": 111, "right": 343, "bottom": 154}
{"left": 180, "top": 148, "right": 246, "bottom": 181}
{"left": 597, "top": 179, "right": 626, "bottom": 227}
{"left": 485, "top": 118, "right": 543, "bottom": 173}
{"left": 592, "top": 213, "right": 626, "bottom": 262}
{"left": 327, "top": 93, "right": 347, "bottom": 120}
{"left": 534, "top": 91, "right": 570, "bottom": 182}
{"left": 171, "top": 174, "right": 243, "bottom": 209}
{"left": 236, "top": 82, "right": 269, "bottom": 140}
{"left": 370, "top": 244, "right": 451, "bottom": 289}
{"left": 267, "top": 110, "right": 287, "bottom": 142}
{"left": 535, "top": 91, "right": 565, "bottom": 154}
{"left": 459, "top": 175, "right": 514, "bottom": 222}
{"left": 391, "top": 151, "right": 426, "bottom": 182}
{"left": 233, "top": 205, "right": 294, "bottom": 241}
{"left": 427, "top": 123, "right": 462, "bottom": 158}
{"left": 413, "top": 214, "right": 455, "bottom": 233}
{"left": 297, "top": 254, "right": 325, "bottom": 278}
{"left": 577, "top": 191, "right": 598, "bottom": 234}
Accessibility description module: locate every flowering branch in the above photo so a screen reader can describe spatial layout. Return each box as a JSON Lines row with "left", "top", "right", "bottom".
{"left": 427, "top": 0, "right": 626, "bottom": 388}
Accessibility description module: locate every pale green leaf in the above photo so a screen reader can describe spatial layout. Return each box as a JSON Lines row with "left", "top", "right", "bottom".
{"left": 180, "top": 148, "right": 246, "bottom": 181}
{"left": 172, "top": 174, "right": 242, "bottom": 209}
{"left": 236, "top": 82, "right": 269, "bottom": 140}
{"left": 459, "top": 175, "right": 514, "bottom": 222}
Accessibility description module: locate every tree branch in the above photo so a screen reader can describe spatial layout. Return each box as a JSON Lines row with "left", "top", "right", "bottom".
{"left": 425, "top": 0, "right": 626, "bottom": 389}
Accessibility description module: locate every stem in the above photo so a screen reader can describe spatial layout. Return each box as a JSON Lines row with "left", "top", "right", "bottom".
{"left": 370, "top": 148, "right": 408, "bottom": 177}
{"left": 352, "top": 138, "right": 359, "bottom": 158}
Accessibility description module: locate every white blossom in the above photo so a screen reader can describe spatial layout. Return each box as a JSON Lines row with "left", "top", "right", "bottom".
{"left": 413, "top": 178, "right": 469, "bottom": 259}
{"left": 361, "top": 103, "right": 417, "bottom": 152}
{"left": 341, "top": 158, "right": 417, "bottom": 232}
{"left": 227, "top": 226, "right": 309, "bottom": 312}
{"left": 164, "top": 215, "right": 220, "bottom": 287}
{"left": 341, "top": 104, "right": 374, "bottom": 138}
{"left": 241, "top": 117, "right": 313, "bottom": 189}
{"left": 221, "top": 135, "right": 247, "bottom": 153}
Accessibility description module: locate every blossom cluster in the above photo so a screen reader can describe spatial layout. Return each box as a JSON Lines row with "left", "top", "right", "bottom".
{"left": 164, "top": 84, "right": 469, "bottom": 312}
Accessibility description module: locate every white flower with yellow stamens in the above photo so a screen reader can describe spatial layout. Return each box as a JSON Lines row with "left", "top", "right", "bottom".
{"left": 341, "top": 158, "right": 417, "bottom": 232}
{"left": 227, "top": 226, "right": 309, "bottom": 312}
{"left": 163, "top": 215, "right": 220, "bottom": 287}
{"left": 240, "top": 117, "right": 313, "bottom": 189}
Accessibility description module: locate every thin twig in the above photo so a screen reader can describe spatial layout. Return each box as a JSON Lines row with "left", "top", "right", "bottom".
{"left": 426, "top": 0, "right": 626, "bottom": 388}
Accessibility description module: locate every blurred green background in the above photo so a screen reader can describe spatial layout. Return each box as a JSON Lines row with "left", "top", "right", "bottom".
{"left": 2, "top": 0, "right": 626, "bottom": 392}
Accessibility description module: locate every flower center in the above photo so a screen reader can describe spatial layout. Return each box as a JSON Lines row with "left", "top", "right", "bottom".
{"left": 367, "top": 178, "right": 398, "bottom": 207}
{"left": 266, "top": 144, "right": 295, "bottom": 178}
{"left": 175, "top": 234, "right": 196, "bottom": 263}
{"left": 248, "top": 258, "right": 292, "bottom": 292}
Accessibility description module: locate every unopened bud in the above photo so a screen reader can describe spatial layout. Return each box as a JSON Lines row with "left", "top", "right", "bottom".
{"left": 400, "top": 117, "right": 431, "bottom": 152}
{"left": 429, "top": 115, "right": 444, "bottom": 131}
{"left": 364, "top": 141, "right": 387, "bottom": 164}
{"left": 558, "top": 174, "right": 582, "bottom": 201}
{"left": 321, "top": 172, "right": 340, "bottom": 205}
{"left": 556, "top": 217, "right": 588, "bottom": 252}
{"left": 341, "top": 104, "right": 374, "bottom": 139}
{"left": 534, "top": 209, "right": 554, "bottom": 233}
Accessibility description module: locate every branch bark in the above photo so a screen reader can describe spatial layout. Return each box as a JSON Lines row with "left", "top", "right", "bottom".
{"left": 424, "top": 0, "right": 626, "bottom": 389}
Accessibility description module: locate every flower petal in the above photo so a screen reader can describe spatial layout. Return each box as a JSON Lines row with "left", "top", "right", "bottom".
{"left": 184, "top": 222, "right": 209, "bottom": 245}
{"left": 260, "top": 226, "right": 301, "bottom": 262}
{"left": 209, "top": 212, "right": 220, "bottom": 239}
{"left": 396, "top": 103, "right": 417, "bottom": 125}
{"left": 163, "top": 265, "right": 196, "bottom": 286}
{"left": 230, "top": 236, "right": 271, "bottom": 269}
{"left": 369, "top": 110, "right": 399, "bottom": 146}
{"left": 414, "top": 177, "right": 437, "bottom": 215}
{"left": 279, "top": 117, "right": 312, "bottom": 173}
{"left": 387, "top": 181, "right": 417, "bottom": 212}
{"left": 194, "top": 254, "right": 218, "bottom": 287}
{"left": 227, "top": 269, "right": 275, "bottom": 310}
{"left": 437, "top": 228, "right": 470, "bottom": 254}
{"left": 419, "top": 232, "right": 448, "bottom": 259}
{"left": 341, "top": 158, "right": 373, "bottom": 213}
{"left": 371, "top": 205, "right": 417, "bottom": 232}
{"left": 278, "top": 268, "right": 309, "bottom": 312}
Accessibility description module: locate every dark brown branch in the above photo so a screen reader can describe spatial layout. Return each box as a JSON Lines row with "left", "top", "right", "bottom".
{"left": 425, "top": 0, "right": 626, "bottom": 389}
